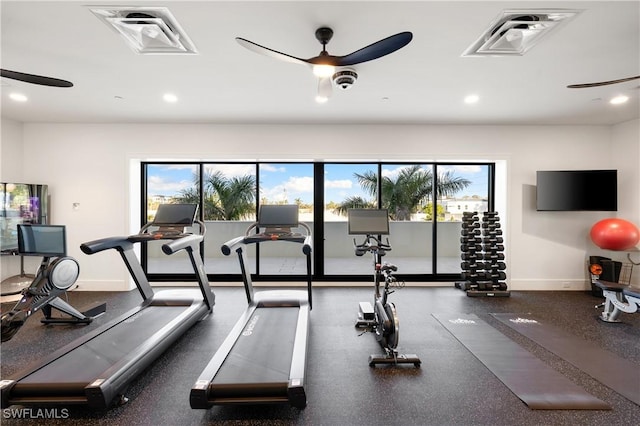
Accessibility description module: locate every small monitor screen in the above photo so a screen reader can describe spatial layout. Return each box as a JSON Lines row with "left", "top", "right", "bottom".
{"left": 259, "top": 205, "right": 299, "bottom": 227}
{"left": 152, "top": 204, "right": 198, "bottom": 225}
{"left": 17, "top": 224, "right": 66, "bottom": 257}
{"left": 348, "top": 209, "right": 390, "bottom": 235}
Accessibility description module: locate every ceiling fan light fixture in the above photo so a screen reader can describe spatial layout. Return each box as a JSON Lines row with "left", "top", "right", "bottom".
{"left": 463, "top": 9, "right": 580, "bottom": 57}
{"left": 313, "top": 64, "right": 336, "bottom": 78}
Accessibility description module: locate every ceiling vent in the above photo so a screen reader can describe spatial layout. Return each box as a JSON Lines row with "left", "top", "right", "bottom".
{"left": 90, "top": 7, "right": 197, "bottom": 55}
{"left": 463, "top": 9, "right": 580, "bottom": 57}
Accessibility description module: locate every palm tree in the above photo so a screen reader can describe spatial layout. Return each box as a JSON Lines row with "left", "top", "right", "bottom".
{"left": 174, "top": 170, "right": 256, "bottom": 220}
{"left": 333, "top": 165, "right": 471, "bottom": 220}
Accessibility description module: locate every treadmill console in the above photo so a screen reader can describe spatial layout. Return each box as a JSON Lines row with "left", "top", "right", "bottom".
{"left": 134, "top": 203, "right": 200, "bottom": 240}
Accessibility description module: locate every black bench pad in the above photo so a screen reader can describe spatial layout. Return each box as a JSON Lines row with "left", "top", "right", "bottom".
{"left": 595, "top": 280, "right": 627, "bottom": 292}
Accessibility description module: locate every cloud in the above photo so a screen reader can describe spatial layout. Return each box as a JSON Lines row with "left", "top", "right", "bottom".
{"left": 325, "top": 179, "right": 352, "bottom": 189}
{"left": 147, "top": 176, "right": 193, "bottom": 194}
{"left": 260, "top": 164, "right": 287, "bottom": 173}
{"left": 382, "top": 165, "right": 426, "bottom": 179}
{"left": 441, "top": 165, "right": 483, "bottom": 174}
{"left": 286, "top": 176, "right": 314, "bottom": 192}
{"left": 205, "top": 164, "right": 256, "bottom": 177}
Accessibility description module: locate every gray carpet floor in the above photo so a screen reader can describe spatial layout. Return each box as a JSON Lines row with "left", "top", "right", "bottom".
{"left": 1, "top": 286, "right": 639, "bottom": 425}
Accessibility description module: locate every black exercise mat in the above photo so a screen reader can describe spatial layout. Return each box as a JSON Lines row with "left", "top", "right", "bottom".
{"left": 491, "top": 313, "right": 640, "bottom": 406}
{"left": 433, "top": 313, "right": 611, "bottom": 410}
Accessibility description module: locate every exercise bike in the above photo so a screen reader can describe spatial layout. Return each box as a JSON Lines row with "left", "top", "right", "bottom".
{"left": 349, "top": 209, "right": 421, "bottom": 368}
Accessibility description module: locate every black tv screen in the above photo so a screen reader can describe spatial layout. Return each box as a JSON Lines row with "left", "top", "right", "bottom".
{"left": 17, "top": 224, "right": 66, "bottom": 257}
{"left": 536, "top": 170, "right": 617, "bottom": 211}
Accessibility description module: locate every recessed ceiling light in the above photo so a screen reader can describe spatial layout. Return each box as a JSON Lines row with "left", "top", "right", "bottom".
{"left": 9, "top": 92, "right": 28, "bottom": 102}
{"left": 610, "top": 95, "right": 629, "bottom": 105}
{"left": 315, "top": 95, "right": 328, "bottom": 104}
{"left": 163, "top": 93, "right": 178, "bottom": 103}
{"left": 464, "top": 94, "right": 480, "bottom": 104}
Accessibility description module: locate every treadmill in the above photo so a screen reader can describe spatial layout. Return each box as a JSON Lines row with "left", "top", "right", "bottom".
{"left": 190, "top": 204, "right": 312, "bottom": 409}
{"left": 0, "top": 204, "right": 215, "bottom": 410}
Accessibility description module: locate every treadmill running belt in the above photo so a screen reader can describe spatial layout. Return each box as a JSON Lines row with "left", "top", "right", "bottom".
{"left": 433, "top": 313, "right": 611, "bottom": 410}
{"left": 18, "top": 306, "right": 188, "bottom": 386}
{"left": 213, "top": 307, "right": 299, "bottom": 386}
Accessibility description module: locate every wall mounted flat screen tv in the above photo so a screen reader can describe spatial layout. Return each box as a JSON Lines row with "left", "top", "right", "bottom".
{"left": 1, "top": 183, "right": 49, "bottom": 253}
{"left": 536, "top": 170, "right": 617, "bottom": 211}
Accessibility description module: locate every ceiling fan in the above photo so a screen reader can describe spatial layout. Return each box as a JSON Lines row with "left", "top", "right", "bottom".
{"left": 236, "top": 27, "right": 413, "bottom": 102}
{"left": 0, "top": 69, "right": 73, "bottom": 88}
{"left": 567, "top": 75, "right": 639, "bottom": 89}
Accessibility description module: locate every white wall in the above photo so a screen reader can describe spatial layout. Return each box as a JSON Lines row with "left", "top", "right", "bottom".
{"left": 602, "top": 119, "right": 640, "bottom": 286}
{"left": 1, "top": 118, "right": 24, "bottom": 181}
{"left": 2, "top": 119, "right": 638, "bottom": 290}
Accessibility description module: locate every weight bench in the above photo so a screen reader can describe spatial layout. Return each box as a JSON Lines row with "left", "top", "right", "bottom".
{"left": 594, "top": 280, "right": 640, "bottom": 323}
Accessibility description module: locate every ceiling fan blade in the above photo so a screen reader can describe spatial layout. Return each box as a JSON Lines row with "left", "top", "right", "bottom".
{"left": 335, "top": 32, "right": 413, "bottom": 67}
{"left": 236, "top": 37, "right": 309, "bottom": 66}
{"left": 567, "top": 75, "right": 640, "bottom": 88}
{"left": 0, "top": 69, "right": 73, "bottom": 88}
{"left": 317, "top": 76, "right": 333, "bottom": 101}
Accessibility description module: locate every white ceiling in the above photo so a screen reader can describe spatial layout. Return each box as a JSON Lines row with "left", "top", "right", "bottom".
{"left": 1, "top": 0, "right": 639, "bottom": 125}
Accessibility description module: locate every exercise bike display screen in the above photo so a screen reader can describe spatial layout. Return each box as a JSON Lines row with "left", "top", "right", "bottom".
{"left": 152, "top": 203, "right": 198, "bottom": 225}
{"left": 17, "top": 224, "right": 66, "bottom": 257}
{"left": 348, "top": 209, "right": 390, "bottom": 235}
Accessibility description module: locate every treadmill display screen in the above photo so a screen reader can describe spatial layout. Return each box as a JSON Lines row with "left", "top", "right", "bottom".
{"left": 17, "top": 224, "right": 66, "bottom": 257}
{"left": 348, "top": 209, "right": 390, "bottom": 235}
{"left": 259, "top": 205, "right": 299, "bottom": 228}
{"left": 152, "top": 204, "right": 198, "bottom": 225}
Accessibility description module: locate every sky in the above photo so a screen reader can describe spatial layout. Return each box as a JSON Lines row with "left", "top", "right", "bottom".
{"left": 146, "top": 163, "right": 489, "bottom": 204}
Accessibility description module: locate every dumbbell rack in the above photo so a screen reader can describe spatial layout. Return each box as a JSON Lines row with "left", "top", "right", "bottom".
{"left": 455, "top": 211, "right": 510, "bottom": 297}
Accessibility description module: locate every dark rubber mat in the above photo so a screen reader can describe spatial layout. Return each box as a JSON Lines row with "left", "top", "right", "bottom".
{"left": 491, "top": 313, "right": 640, "bottom": 406}
{"left": 433, "top": 313, "right": 611, "bottom": 410}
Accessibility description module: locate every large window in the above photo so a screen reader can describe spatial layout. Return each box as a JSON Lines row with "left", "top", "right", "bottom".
{"left": 258, "top": 163, "right": 314, "bottom": 275}
{"left": 323, "top": 163, "right": 377, "bottom": 275}
{"left": 142, "top": 161, "right": 493, "bottom": 282}
{"left": 435, "top": 164, "right": 491, "bottom": 274}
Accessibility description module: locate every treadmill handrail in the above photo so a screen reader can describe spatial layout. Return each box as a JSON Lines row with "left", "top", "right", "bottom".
{"left": 222, "top": 222, "right": 312, "bottom": 255}
{"left": 302, "top": 235, "right": 312, "bottom": 255}
{"left": 81, "top": 236, "right": 133, "bottom": 255}
{"left": 162, "top": 234, "right": 203, "bottom": 255}
{"left": 221, "top": 236, "right": 246, "bottom": 256}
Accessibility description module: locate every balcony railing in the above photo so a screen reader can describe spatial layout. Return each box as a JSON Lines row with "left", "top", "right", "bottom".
{"left": 146, "top": 221, "right": 464, "bottom": 276}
